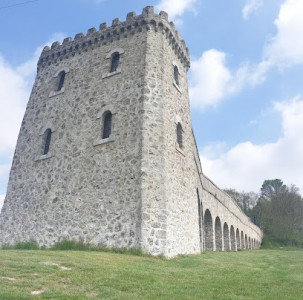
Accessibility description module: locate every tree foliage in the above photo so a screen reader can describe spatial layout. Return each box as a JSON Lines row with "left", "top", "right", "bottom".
{"left": 224, "top": 189, "right": 258, "bottom": 214}
{"left": 260, "top": 179, "right": 287, "bottom": 200}
{"left": 226, "top": 179, "right": 303, "bottom": 247}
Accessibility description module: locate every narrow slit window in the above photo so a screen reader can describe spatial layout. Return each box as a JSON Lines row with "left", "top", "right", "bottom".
{"left": 177, "top": 123, "right": 182, "bottom": 149}
{"left": 43, "top": 129, "right": 52, "bottom": 155}
{"left": 102, "top": 112, "right": 112, "bottom": 139}
{"left": 174, "top": 65, "right": 179, "bottom": 86}
{"left": 57, "top": 71, "right": 66, "bottom": 91}
{"left": 110, "top": 52, "right": 120, "bottom": 73}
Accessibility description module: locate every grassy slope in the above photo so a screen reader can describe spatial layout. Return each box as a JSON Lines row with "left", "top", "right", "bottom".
{"left": 0, "top": 250, "right": 302, "bottom": 299}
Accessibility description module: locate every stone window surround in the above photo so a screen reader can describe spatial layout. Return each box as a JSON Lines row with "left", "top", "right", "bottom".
{"left": 35, "top": 122, "right": 57, "bottom": 161}
{"left": 174, "top": 115, "right": 185, "bottom": 156}
{"left": 49, "top": 67, "right": 70, "bottom": 98}
{"left": 172, "top": 61, "right": 182, "bottom": 94}
{"left": 93, "top": 105, "right": 117, "bottom": 146}
{"left": 102, "top": 48, "right": 125, "bottom": 79}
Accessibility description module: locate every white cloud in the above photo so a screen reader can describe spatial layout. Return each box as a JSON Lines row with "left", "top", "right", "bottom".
{"left": 189, "top": 49, "right": 269, "bottom": 110}
{"left": 0, "top": 194, "right": 4, "bottom": 212}
{"left": 264, "top": 0, "right": 303, "bottom": 67}
{"left": 0, "top": 33, "right": 65, "bottom": 193}
{"left": 190, "top": 0, "right": 303, "bottom": 111}
{"left": 242, "top": 0, "right": 263, "bottom": 20}
{"left": 200, "top": 95, "right": 303, "bottom": 193}
{"left": 0, "top": 33, "right": 65, "bottom": 157}
{"left": 156, "top": 0, "right": 197, "bottom": 19}
{"left": 0, "top": 55, "right": 29, "bottom": 156}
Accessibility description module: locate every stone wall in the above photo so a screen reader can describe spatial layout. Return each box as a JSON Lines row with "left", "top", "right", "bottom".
{"left": 0, "top": 6, "right": 262, "bottom": 257}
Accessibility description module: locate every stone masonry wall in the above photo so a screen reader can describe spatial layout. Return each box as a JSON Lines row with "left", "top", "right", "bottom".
{"left": 0, "top": 6, "right": 262, "bottom": 256}
{"left": 0, "top": 11, "right": 154, "bottom": 248}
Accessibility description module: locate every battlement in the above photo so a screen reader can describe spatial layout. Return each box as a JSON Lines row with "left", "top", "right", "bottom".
{"left": 38, "top": 6, "right": 190, "bottom": 71}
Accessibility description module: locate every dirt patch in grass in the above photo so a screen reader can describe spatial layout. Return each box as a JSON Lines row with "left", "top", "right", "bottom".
{"left": 0, "top": 277, "right": 16, "bottom": 281}
{"left": 40, "top": 261, "right": 72, "bottom": 270}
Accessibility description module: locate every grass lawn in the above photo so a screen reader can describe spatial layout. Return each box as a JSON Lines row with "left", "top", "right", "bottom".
{"left": 0, "top": 249, "right": 302, "bottom": 299}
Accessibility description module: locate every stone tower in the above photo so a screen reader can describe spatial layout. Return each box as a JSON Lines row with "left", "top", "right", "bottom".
{"left": 0, "top": 7, "right": 262, "bottom": 257}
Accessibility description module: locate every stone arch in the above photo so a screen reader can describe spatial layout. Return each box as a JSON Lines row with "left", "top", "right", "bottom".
{"left": 236, "top": 228, "right": 240, "bottom": 250}
{"left": 223, "top": 222, "right": 229, "bottom": 251}
{"left": 245, "top": 234, "right": 248, "bottom": 249}
{"left": 105, "top": 47, "right": 125, "bottom": 59}
{"left": 39, "top": 122, "right": 57, "bottom": 136}
{"left": 241, "top": 231, "right": 244, "bottom": 249}
{"left": 230, "top": 225, "right": 236, "bottom": 251}
{"left": 215, "top": 217, "right": 223, "bottom": 251}
{"left": 204, "top": 209, "right": 213, "bottom": 251}
{"left": 53, "top": 67, "right": 70, "bottom": 78}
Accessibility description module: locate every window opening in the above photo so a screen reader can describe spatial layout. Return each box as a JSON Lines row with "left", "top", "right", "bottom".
{"left": 57, "top": 71, "right": 66, "bottom": 91}
{"left": 174, "top": 65, "right": 179, "bottom": 85}
{"left": 43, "top": 129, "right": 52, "bottom": 155}
{"left": 102, "top": 112, "right": 112, "bottom": 139}
{"left": 177, "top": 123, "right": 182, "bottom": 149}
{"left": 110, "top": 52, "right": 120, "bottom": 73}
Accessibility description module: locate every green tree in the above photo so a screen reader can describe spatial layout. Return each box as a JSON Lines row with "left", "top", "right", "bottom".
{"left": 260, "top": 179, "right": 287, "bottom": 200}
{"left": 250, "top": 179, "right": 303, "bottom": 247}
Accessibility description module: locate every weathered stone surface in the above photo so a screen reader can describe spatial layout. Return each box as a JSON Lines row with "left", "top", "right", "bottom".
{"left": 0, "top": 6, "right": 262, "bottom": 257}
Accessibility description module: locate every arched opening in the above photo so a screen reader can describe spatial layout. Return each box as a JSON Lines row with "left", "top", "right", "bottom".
{"left": 110, "top": 52, "right": 120, "bottom": 73}
{"left": 223, "top": 222, "right": 229, "bottom": 251}
{"left": 241, "top": 231, "right": 244, "bottom": 249}
{"left": 43, "top": 129, "right": 52, "bottom": 155}
{"left": 174, "top": 65, "right": 179, "bottom": 85}
{"left": 236, "top": 228, "right": 240, "bottom": 250}
{"left": 215, "top": 217, "right": 223, "bottom": 251}
{"left": 248, "top": 237, "right": 251, "bottom": 249}
{"left": 245, "top": 234, "right": 248, "bottom": 250}
{"left": 204, "top": 209, "right": 213, "bottom": 251}
{"left": 177, "top": 123, "right": 183, "bottom": 149}
{"left": 102, "top": 111, "right": 112, "bottom": 139}
{"left": 230, "top": 225, "right": 236, "bottom": 251}
{"left": 57, "top": 71, "right": 66, "bottom": 91}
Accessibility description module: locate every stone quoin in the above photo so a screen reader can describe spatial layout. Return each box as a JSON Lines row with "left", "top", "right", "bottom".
{"left": 0, "top": 6, "right": 262, "bottom": 257}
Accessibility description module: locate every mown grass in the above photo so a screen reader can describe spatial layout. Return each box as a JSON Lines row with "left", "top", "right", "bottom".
{"left": 0, "top": 248, "right": 302, "bottom": 299}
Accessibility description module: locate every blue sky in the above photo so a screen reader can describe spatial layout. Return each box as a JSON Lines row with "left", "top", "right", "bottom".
{"left": 1, "top": 0, "right": 303, "bottom": 209}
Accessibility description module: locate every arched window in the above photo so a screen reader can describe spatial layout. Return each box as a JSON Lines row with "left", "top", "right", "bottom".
{"left": 102, "top": 112, "right": 112, "bottom": 139}
{"left": 110, "top": 52, "right": 120, "bottom": 73}
{"left": 177, "top": 122, "right": 182, "bottom": 149}
{"left": 43, "top": 129, "right": 52, "bottom": 155}
{"left": 57, "top": 71, "right": 66, "bottom": 91}
{"left": 174, "top": 65, "right": 179, "bottom": 85}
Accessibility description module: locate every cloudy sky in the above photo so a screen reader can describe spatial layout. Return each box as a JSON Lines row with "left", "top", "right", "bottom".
{"left": 0, "top": 0, "right": 303, "bottom": 210}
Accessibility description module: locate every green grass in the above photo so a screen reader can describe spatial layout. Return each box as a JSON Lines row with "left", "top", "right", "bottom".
{"left": 0, "top": 249, "right": 302, "bottom": 299}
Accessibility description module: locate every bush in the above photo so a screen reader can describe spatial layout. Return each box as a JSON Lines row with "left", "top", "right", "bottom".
{"left": 2, "top": 241, "right": 40, "bottom": 250}
{"left": 50, "top": 240, "right": 90, "bottom": 251}
{"left": 1, "top": 239, "right": 151, "bottom": 257}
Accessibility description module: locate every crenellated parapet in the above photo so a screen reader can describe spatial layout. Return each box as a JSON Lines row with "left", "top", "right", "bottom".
{"left": 38, "top": 6, "right": 190, "bottom": 71}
